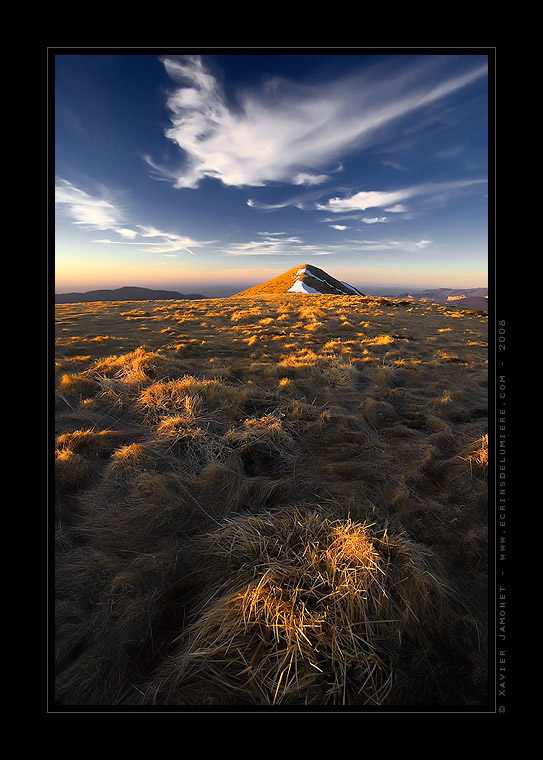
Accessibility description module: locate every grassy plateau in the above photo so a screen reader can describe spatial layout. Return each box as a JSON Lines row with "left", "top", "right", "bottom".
{"left": 53, "top": 293, "right": 488, "bottom": 707}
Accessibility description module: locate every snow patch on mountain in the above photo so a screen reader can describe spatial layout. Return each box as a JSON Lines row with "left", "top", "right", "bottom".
{"left": 288, "top": 279, "right": 320, "bottom": 294}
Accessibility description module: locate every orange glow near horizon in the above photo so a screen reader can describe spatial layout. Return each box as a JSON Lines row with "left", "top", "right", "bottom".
{"left": 54, "top": 256, "right": 487, "bottom": 294}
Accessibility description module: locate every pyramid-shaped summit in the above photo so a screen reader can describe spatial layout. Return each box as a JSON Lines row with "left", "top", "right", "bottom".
{"left": 235, "top": 265, "right": 365, "bottom": 297}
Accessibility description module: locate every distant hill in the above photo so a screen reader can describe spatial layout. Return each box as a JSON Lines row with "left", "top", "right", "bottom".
{"left": 234, "top": 265, "right": 365, "bottom": 297}
{"left": 396, "top": 286, "right": 488, "bottom": 310}
{"left": 448, "top": 296, "right": 488, "bottom": 310}
{"left": 55, "top": 286, "right": 206, "bottom": 304}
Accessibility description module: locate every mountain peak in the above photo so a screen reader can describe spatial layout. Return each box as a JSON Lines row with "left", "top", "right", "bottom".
{"left": 234, "top": 265, "right": 365, "bottom": 297}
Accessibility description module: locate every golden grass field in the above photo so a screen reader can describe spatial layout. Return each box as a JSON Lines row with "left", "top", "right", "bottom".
{"left": 53, "top": 294, "right": 488, "bottom": 707}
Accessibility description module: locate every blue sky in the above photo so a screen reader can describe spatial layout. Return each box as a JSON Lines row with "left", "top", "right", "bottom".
{"left": 54, "top": 51, "right": 490, "bottom": 296}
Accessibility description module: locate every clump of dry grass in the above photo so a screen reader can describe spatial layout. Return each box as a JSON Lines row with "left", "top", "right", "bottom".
{"left": 362, "top": 334, "right": 395, "bottom": 347}
{"left": 463, "top": 433, "right": 488, "bottom": 470}
{"left": 55, "top": 429, "right": 136, "bottom": 498}
{"left": 90, "top": 347, "right": 171, "bottom": 384}
{"left": 359, "top": 397, "right": 397, "bottom": 428}
{"left": 55, "top": 448, "right": 94, "bottom": 494}
{"left": 138, "top": 377, "right": 245, "bottom": 423}
{"left": 224, "top": 414, "right": 296, "bottom": 477}
{"left": 151, "top": 418, "right": 226, "bottom": 476}
{"left": 56, "top": 428, "right": 132, "bottom": 456}
{"left": 155, "top": 416, "right": 207, "bottom": 449}
{"left": 58, "top": 373, "right": 100, "bottom": 399}
{"left": 318, "top": 361, "right": 358, "bottom": 389}
{"left": 443, "top": 431, "right": 489, "bottom": 492}
{"left": 143, "top": 506, "right": 450, "bottom": 706}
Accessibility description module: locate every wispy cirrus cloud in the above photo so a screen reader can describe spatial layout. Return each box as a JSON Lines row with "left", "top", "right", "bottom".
{"left": 146, "top": 54, "right": 488, "bottom": 190}
{"left": 134, "top": 225, "right": 200, "bottom": 254}
{"left": 225, "top": 235, "right": 333, "bottom": 257}
{"left": 247, "top": 183, "right": 328, "bottom": 211}
{"left": 344, "top": 238, "right": 435, "bottom": 253}
{"left": 56, "top": 178, "right": 203, "bottom": 255}
{"left": 55, "top": 179, "right": 125, "bottom": 229}
{"left": 292, "top": 172, "right": 330, "bottom": 186}
{"left": 246, "top": 198, "right": 296, "bottom": 211}
{"left": 225, "top": 232, "right": 437, "bottom": 259}
{"left": 380, "top": 158, "right": 408, "bottom": 171}
{"left": 117, "top": 228, "right": 138, "bottom": 239}
{"left": 318, "top": 179, "right": 487, "bottom": 214}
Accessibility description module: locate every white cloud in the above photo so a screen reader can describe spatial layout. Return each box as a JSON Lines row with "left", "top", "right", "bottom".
{"left": 117, "top": 228, "right": 138, "bottom": 239}
{"left": 225, "top": 235, "right": 333, "bottom": 257}
{"left": 362, "top": 217, "right": 388, "bottom": 224}
{"left": 292, "top": 172, "right": 330, "bottom": 186}
{"left": 344, "top": 238, "right": 435, "bottom": 253}
{"left": 321, "top": 189, "right": 414, "bottom": 213}
{"left": 247, "top": 184, "right": 327, "bottom": 211}
{"left": 380, "top": 159, "right": 407, "bottom": 171}
{"left": 247, "top": 198, "right": 292, "bottom": 211}
{"left": 331, "top": 224, "right": 348, "bottom": 230}
{"left": 319, "top": 179, "right": 487, "bottom": 214}
{"left": 225, "top": 234, "right": 438, "bottom": 258}
{"left": 134, "top": 225, "right": 199, "bottom": 254}
{"left": 384, "top": 204, "right": 408, "bottom": 213}
{"left": 148, "top": 55, "right": 488, "bottom": 189}
{"left": 56, "top": 178, "right": 203, "bottom": 255}
{"left": 135, "top": 225, "right": 166, "bottom": 238}
{"left": 55, "top": 179, "right": 124, "bottom": 229}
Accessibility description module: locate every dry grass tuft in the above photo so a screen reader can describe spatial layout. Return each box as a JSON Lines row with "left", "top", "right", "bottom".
{"left": 224, "top": 414, "right": 296, "bottom": 477}
{"left": 58, "top": 373, "right": 100, "bottom": 398}
{"left": 464, "top": 433, "right": 489, "bottom": 470}
{"left": 55, "top": 448, "right": 93, "bottom": 493}
{"left": 143, "top": 507, "right": 450, "bottom": 706}
{"left": 90, "top": 347, "right": 172, "bottom": 384}
{"left": 138, "top": 377, "right": 244, "bottom": 422}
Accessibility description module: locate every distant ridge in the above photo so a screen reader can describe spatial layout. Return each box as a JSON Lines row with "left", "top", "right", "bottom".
{"left": 55, "top": 286, "right": 206, "bottom": 305}
{"left": 234, "top": 265, "right": 365, "bottom": 297}
{"left": 396, "top": 286, "right": 488, "bottom": 311}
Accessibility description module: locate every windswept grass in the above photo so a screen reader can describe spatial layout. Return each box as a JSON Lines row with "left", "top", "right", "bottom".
{"left": 144, "top": 507, "right": 456, "bottom": 706}
{"left": 54, "top": 294, "right": 488, "bottom": 707}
